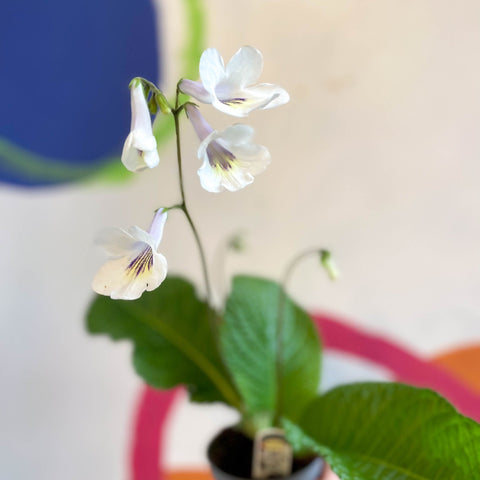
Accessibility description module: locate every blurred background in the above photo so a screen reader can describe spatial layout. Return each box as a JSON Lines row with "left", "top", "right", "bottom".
{"left": 1, "top": 0, "right": 480, "bottom": 478}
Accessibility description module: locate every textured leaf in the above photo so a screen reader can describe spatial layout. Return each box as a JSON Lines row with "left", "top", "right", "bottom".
{"left": 286, "top": 382, "right": 480, "bottom": 479}
{"left": 221, "top": 276, "right": 321, "bottom": 423}
{"left": 87, "top": 276, "right": 238, "bottom": 404}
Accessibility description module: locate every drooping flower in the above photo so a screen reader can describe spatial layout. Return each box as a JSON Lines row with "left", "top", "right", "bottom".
{"left": 92, "top": 209, "right": 168, "bottom": 300}
{"left": 180, "top": 46, "right": 289, "bottom": 117}
{"left": 121, "top": 80, "right": 160, "bottom": 172}
{"left": 185, "top": 104, "right": 271, "bottom": 193}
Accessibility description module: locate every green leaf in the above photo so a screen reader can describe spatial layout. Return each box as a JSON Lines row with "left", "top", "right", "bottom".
{"left": 286, "top": 382, "right": 480, "bottom": 479}
{"left": 86, "top": 276, "right": 239, "bottom": 405}
{"left": 221, "top": 276, "right": 321, "bottom": 424}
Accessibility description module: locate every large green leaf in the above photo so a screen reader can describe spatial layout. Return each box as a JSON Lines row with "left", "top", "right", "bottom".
{"left": 285, "top": 382, "right": 480, "bottom": 479}
{"left": 221, "top": 276, "right": 321, "bottom": 424}
{"left": 86, "top": 276, "right": 240, "bottom": 406}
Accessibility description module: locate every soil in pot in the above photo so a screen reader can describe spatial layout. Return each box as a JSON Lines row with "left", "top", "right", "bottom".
{"left": 208, "top": 427, "right": 320, "bottom": 479}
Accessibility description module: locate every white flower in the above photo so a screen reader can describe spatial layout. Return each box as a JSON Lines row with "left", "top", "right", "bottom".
{"left": 92, "top": 209, "right": 168, "bottom": 300}
{"left": 121, "top": 80, "right": 160, "bottom": 172}
{"left": 186, "top": 104, "right": 271, "bottom": 192}
{"left": 180, "top": 46, "right": 289, "bottom": 117}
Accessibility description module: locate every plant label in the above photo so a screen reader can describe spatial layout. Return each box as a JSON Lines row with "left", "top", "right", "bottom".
{"left": 252, "top": 428, "right": 293, "bottom": 479}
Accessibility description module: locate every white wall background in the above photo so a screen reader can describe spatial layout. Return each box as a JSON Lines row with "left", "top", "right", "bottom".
{"left": 1, "top": 0, "right": 480, "bottom": 478}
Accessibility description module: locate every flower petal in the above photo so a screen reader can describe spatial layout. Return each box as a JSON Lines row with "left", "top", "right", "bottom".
{"left": 186, "top": 103, "right": 214, "bottom": 141}
{"left": 199, "top": 48, "right": 226, "bottom": 94}
{"left": 131, "top": 128, "right": 157, "bottom": 151}
{"left": 197, "top": 125, "right": 271, "bottom": 193}
{"left": 197, "top": 130, "right": 217, "bottom": 163}
{"left": 147, "top": 208, "right": 168, "bottom": 250}
{"left": 145, "top": 252, "right": 168, "bottom": 291}
{"left": 121, "top": 133, "right": 148, "bottom": 172}
{"left": 142, "top": 148, "right": 160, "bottom": 169}
{"left": 95, "top": 228, "right": 137, "bottom": 257}
{"left": 189, "top": 46, "right": 289, "bottom": 117}
{"left": 216, "top": 124, "right": 254, "bottom": 144}
{"left": 210, "top": 93, "right": 277, "bottom": 117}
{"left": 197, "top": 161, "right": 224, "bottom": 193}
{"left": 93, "top": 210, "right": 169, "bottom": 300}
{"left": 179, "top": 79, "right": 213, "bottom": 104}
{"left": 198, "top": 161, "right": 254, "bottom": 193}
{"left": 92, "top": 255, "right": 144, "bottom": 300}
{"left": 121, "top": 130, "right": 159, "bottom": 172}
{"left": 92, "top": 249, "right": 167, "bottom": 300}
{"left": 212, "top": 82, "right": 289, "bottom": 117}
{"left": 225, "top": 46, "right": 263, "bottom": 88}
{"left": 243, "top": 83, "right": 290, "bottom": 110}
{"left": 130, "top": 82, "right": 153, "bottom": 133}
{"left": 229, "top": 143, "right": 271, "bottom": 176}
{"left": 121, "top": 82, "right": 159, "bottom": 172}
{"left": 127, "top": 226, "right": 155, "bottom": 248}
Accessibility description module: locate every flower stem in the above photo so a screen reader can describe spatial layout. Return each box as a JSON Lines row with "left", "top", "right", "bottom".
{"left": 173, "top": 106, "right": 213, "bottom": 309}
{"left": 166, "top": 89, "right": 243, "bottom": 412}
{"left": 274, "top": 248, "right": 335, "bottom": 426}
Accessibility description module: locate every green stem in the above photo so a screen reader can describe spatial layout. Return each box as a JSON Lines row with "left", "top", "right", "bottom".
{"left": 282, "top": 248, "right": 325, "bottom": 288}
{"left": 172, "top": 99, "right": 213, "bottom": 309}
{"left": 171, "top": 91, "right": 243, "bottom": 411}
{"left": 274, "top": 248, "right": 332, "bottom": 426}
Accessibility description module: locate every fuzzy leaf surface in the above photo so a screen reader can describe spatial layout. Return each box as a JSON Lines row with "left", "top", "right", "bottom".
{"left": 221, "top": 275, "right": 321, "bottom": 422}
{"left": 86, "top": 276, "right": 235, "bottom": 403}
{"left": 285, "top": 382, "right": 480, "bottom": 480}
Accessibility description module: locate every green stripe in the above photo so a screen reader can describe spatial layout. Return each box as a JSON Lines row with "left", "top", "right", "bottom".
{"left": 182, "top": 0, "right": 206, "bottom": 79}
{"left": 151, "top": 0, "right": 206, "bottom": 145}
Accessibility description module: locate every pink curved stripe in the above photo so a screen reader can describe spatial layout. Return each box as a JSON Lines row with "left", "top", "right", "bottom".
{"left": 130, "top": 314, "right": 480, "bottom": 480}
{"left": 313, "top": 313, "right": 480, "bottom": 421}
{"left": 130, "top": 386, "right": 181, "bottom": 480}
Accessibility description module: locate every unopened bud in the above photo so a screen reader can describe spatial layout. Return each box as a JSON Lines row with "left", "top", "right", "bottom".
{"left": 320, "top": 250, "right": 339, "bottom": 280}
{"left": 228, "top": 232, "right": 246, "bottom": 252}
{"left": 148, "top": 95, "right": 158, "bottom": 115}
{"left": 155, "top": 91, "right": 172, "bottom": 115}
{"left": 128, "top": 77, "right": 142, "bottom": 89}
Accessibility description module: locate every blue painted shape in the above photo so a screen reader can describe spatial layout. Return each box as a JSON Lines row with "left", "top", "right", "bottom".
{"left": 0, "top": 0, "right": 160, "bottom": 186}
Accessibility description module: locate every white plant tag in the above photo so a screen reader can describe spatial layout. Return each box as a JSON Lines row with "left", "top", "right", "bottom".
{"left": 252, "top": 428, "right": 293, "bottom": 479}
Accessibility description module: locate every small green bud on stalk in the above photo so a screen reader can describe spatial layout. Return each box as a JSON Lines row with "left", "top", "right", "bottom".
{"left": 129, "top": 77, "right": 172, "bottom": 115}
{"left": 148, "top": 95, "right": 158, "bottom": 115}
{"left": 227, "top": 232, "right": 246, "bottom": 253}
{"left": 155, "top": 91, "right": 172, "bottom": 115}
{"left": 320, "top": 249, "right": 339, "bottom": 281}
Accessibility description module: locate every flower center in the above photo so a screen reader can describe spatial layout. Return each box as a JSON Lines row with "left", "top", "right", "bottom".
{"left": 207, "top": 141, "right": 236, "bottom": 171}
{"left": 126, "top": 247, "right": 153, "bottom": 277}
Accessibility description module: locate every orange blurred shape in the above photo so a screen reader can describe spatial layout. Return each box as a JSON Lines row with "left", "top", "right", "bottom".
{"left": 165, "top": 471, "right": 213, "bottom": 480}
{"left": 432, "top": 345, "right": 480, "bottom": 394}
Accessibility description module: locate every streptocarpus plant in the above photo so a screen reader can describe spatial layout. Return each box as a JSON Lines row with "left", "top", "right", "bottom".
{"left": 87, "top": 46, "right": 480, "bottom": 479}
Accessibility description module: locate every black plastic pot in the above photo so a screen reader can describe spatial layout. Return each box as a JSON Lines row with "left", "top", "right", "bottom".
{"left": 207, "top": 427, "right": 325, "bottom": 480}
